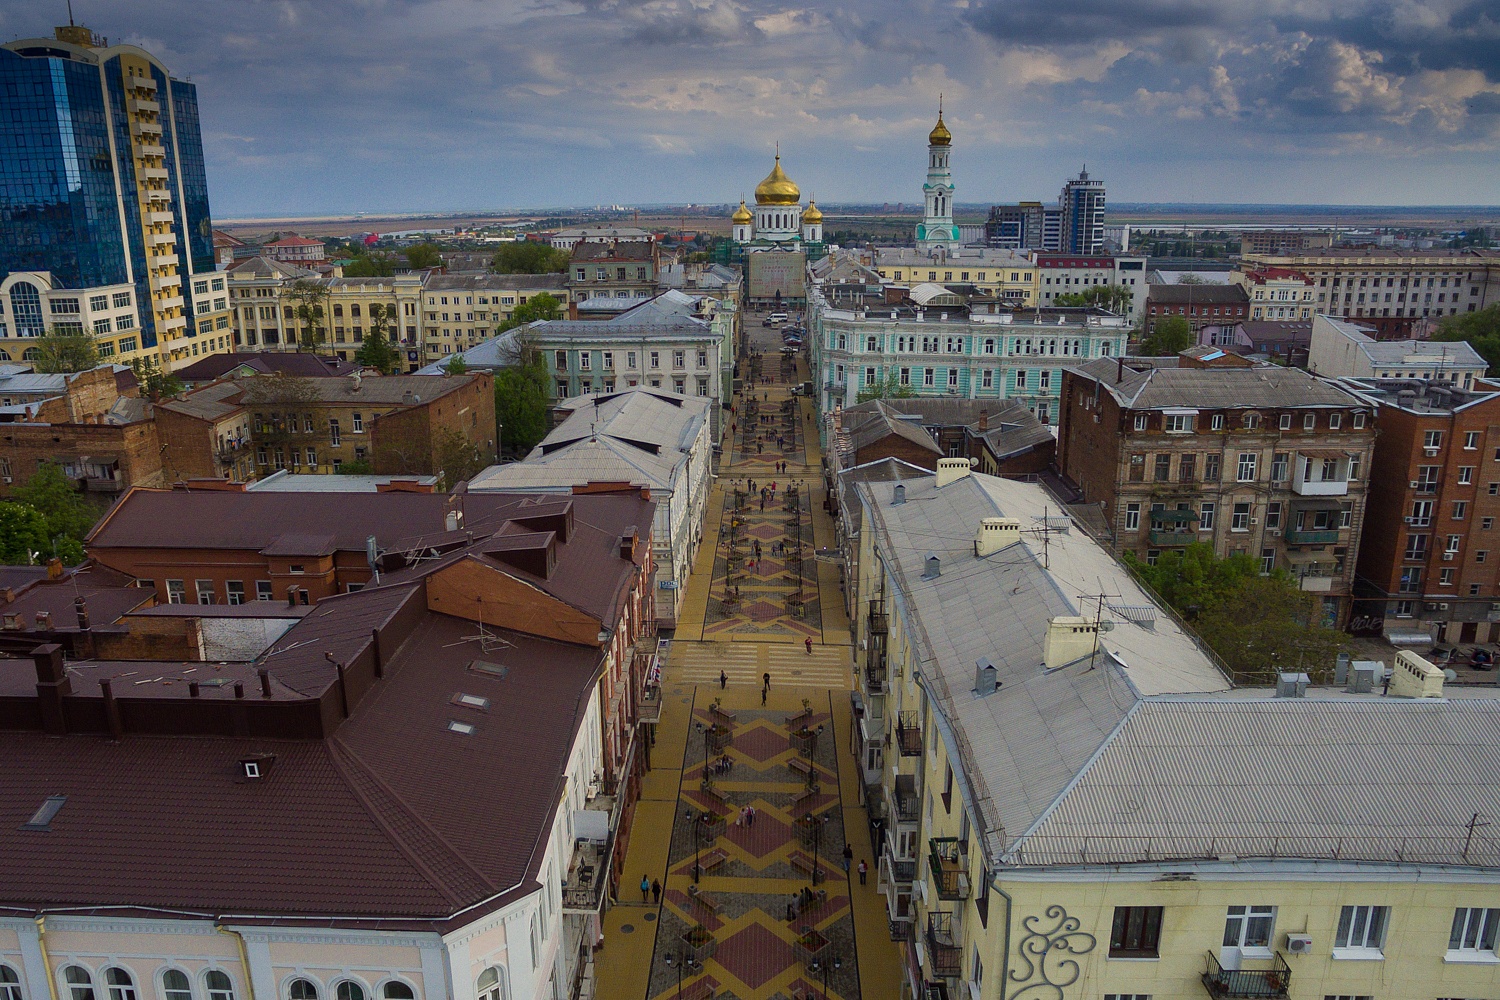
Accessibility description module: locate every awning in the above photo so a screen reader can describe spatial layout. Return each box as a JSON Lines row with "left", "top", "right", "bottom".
{"left": 1388, "top": 630, "right": 1436, "bottom": 646}
{"left": 1289, "top": 497, "right": 1343, "bottom": 512}
{"left": 1151, "top": 509, "right": 1198, "bottom": 522}
{"left": 1299, "top": 449, "right": 1354, "bottom": 460}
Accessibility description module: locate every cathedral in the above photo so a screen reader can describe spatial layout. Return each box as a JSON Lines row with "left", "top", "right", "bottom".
{"left": 728, "top": 150, "right": 824, "bottom": 252}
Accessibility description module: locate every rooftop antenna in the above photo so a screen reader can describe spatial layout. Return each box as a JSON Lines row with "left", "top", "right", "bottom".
{"left": 67, "top": 0, "right": 75, "bottom": 26}
{"left": 1075, "top": 590, "right": 1121, "bottom": 672}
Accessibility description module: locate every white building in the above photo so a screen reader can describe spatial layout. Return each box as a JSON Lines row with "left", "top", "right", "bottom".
{"left": 548, "top": 228, "right": 654, "bottom": 251}
{"left": 1308, "top": 314, "right": 1487, "bottom": 386}
{"left": 469, "top": 387, "right": 713, "bottom": 627}
{"left": 0, "top": 271, "right": 178, "bottom": 367}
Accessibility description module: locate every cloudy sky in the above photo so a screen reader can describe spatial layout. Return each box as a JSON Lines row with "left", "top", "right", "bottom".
{"left": 8, "top": 0, "right": 1499, "bottom": 214}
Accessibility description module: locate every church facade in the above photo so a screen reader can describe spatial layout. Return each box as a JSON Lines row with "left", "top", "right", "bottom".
{"left": 719, "top": 150, "right": 827, "bottom": 307}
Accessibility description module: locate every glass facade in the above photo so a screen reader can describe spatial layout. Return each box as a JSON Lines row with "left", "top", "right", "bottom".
{"left": 170, "top": 79, "right": 213, "bottom": 275}
{"left": 0, "top": 46, "right": 129, "bottom": 292}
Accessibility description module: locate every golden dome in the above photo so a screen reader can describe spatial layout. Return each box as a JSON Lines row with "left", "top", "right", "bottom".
{"left": 801, "top": 201, "right": 823, "bottom": 224}
{"left": 928, "top": 110, "right": 952, "bottom": 147}
{"left": 731, "top": 199, "right": 752, "bottom": 224}
{"left": 754, "top": 153, "right": 801, "bottom": 206}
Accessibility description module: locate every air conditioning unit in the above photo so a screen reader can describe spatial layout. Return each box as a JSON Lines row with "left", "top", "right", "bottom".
{"left": 1, "top": 476, "right": 9, "bottom": 485}
{"left": 1268, "top": 528, "right": 1281, "bottom": 537}
{"left": 1491, "top": 603, "right": 1500, "bottom": 612}
{"left": 1444, "top": 552, "right": 1455, "bottom": 561}
{"left": 1409, "top": 481, "right": 1421, "bottom": 489}
{"left": 1404, "top": 516, "right": 1416, "bottom": 524}
{"left": 1425, "top": 446, "right": 1441, "bottom": 456}
{"left": 1285, "top": 933, "right": 1313, "bottom": 955}
{"left": 1425, "top": 602, "right": 1449, "bottom": 612}
{"left": 1250, "top": 518, "right": 1259, "bottom": 525}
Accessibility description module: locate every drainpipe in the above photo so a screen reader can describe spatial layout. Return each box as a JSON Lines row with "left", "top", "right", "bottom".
{"left": 216, "top": 927, "right": 257, "bottom": 1000}
{"left": 34, "top": 917, "right": 59, "bottom": 1000}
{"left": 995, "top": 882, "right": 1014, "bottom": 1000}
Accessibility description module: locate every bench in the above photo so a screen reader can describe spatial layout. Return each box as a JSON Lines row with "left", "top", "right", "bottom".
{"left": 792, "top": 789, "right": 820, "bottom": 815}
{"left": 788, "top": 756, "right": 813, "bottom": 778}
{"left": 688, "top": 887, "right": 722, "bottom": 913}
{"left": 680, "top": 981, "right": 715, "bottom": 1000}
{"left": 699, "top": 788, "right": 730, "bottom": 813}
{"left": 789, "top": 852, "right": 820, "bottom": 877}
{"left": 700, "top": 849, "right": 729, "bottom": 874}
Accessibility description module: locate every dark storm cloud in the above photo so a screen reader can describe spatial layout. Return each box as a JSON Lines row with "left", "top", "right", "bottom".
{"left": 964, "top": 0, "right": 1229, "bottom": 48}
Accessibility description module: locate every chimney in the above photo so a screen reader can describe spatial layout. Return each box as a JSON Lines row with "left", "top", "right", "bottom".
{"left": 74, "top": 595, "right": 90, "bottom": 631}
{"left": 1388, "top": 649, "right": 1444, "bottom": 699}
{"left": 32, "top": 643, "right": 70, "bottom": 734}
{"left": 189, "top": 681, "right": 201, "bottom": 698}
{"left": 974, "top": 517, "right": 1021, "bottom": 557}
{"left": 1042, "top": 616, "right": 1099, "bottom": 669}
{"left": 619, "top": 526, "right": 639, "bottom": 560}
{"left": 978, "top": 409, "right": 989, "bottom": 432}
{"left": 402, "top": 390, "right": 415, "bottom": 405}
{"left": 287, "top": 587, "right": 298, "bottom": 607}
{"left": 974, "top": 658, "right": 999, "bottom": 696}
{"left": 46, "top": 558, "right": 63, "bottom": 581}
{"left": 258, "top": 667, "right": 273, "bottom": 699}
{"left": 445, "top": 510, "right": 461, "bottom": 532}
{"left": 100, "top": 679, "right": 124, "bottom": 739}
{"left": 935, "top": 457, "right": 975, "bottom": 488}
{"left": 892, "top": 483, "right": 906, "bottom": 506}
{"left": 1116, "top": 356, "right": 1124, "bottom": 384}
{"left": 35, "top": 610, "right": 51, "bottom": 629}
{"left": 922, "top": 553, "right": 941, "bottom": 579}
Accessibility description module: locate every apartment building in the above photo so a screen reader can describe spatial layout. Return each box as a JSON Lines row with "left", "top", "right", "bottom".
{"left": 155, "top": 372, "right": 495, "bottom": 482}
{"left": 1232, "top": 266, "right": 1316, "bottom": 321}
{"left": 1033, "top": 252, "right": 1149, "bottom": 322}
{"left": 1058, "top": 355, "right": 1375, "bottom": 623}
{"left": 0, "top": 366, "right": 161, "bottom": 493}
{"left": 872, "top": 248, "right": 1037, "bottom": 305}
{"left": 808, "top": 289, "right": 1130, "bottom": 425}
{"left": 1239, "top": 229, "right": 1333, "bottom": 255}
{"left": 1341, "top": 376, "right": 1500, "bottom": 641}
{"left": 1144, "top": 282, "right": 1251, "bottom": 331}
{"left": 8, "top": 488, "right": 659, "bottom": 1000}
{"left": 420, "top": 273, "right": 570, "bottom": 366}
{"left": 567, "top": 240, "right": 659, "bottom": 302}
{"left": 469, "top": 387, "right": 714, "bottom": 627}
{"left": 1241, "top": 247, "right": 1500, "bottom": 337}
{"left": 1309, "top": 314, "right": 1487, "bottom": 387}
{"left": 0, "top": 26, "right": 232, "bottom": 370}
{"left": 851, "top": 459, "right": 1500, "bottom": 1000}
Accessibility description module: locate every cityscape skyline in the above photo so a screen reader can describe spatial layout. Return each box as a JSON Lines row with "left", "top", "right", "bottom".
{"left": 5, "top": 0, "right": 1497, "bottom": 215}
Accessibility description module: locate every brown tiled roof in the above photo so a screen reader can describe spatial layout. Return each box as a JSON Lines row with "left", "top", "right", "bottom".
{"left": 175, "top": 353, "right": 356, "bottom": 382}
{"left": 1147, "top": 284, "right": 1250, "bottom": 305}
{"left": 0, "top": 566, "right": 151, "bottom": 633}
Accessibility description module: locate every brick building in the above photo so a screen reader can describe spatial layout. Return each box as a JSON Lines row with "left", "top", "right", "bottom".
{"left": 827, "top": 397, "right": 1055, "bottom": 479}
{"left": 0, "top": 366, "right": 162, "bottom": 494}
{"left": 1059, "top": 355, "right": 1375, "bottom": 623}
{"left": 155, "top": 372, "right": 495, "bottom": 481}
{"left": 1143, "top": 283, "right": 1250, "bottom": 332}
{"left": 1340, "top": 377, "right": 1500, "bottom": 642}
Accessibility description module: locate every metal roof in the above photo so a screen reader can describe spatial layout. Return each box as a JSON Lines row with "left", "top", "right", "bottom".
{"left": 1068, "top": 357, "right": 1365, "bottom": 410}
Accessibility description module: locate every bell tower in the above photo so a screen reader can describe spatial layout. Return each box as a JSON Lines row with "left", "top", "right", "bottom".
{"left": 916, "top": 97, "right": 958, "bottom": 252}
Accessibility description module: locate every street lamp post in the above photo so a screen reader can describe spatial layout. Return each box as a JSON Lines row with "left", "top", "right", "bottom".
{"left": 808, "top": 953, "right": 841, "bottom": 1000}
{"left": 663, "top": 949, "right": 699, "bottom": 1000}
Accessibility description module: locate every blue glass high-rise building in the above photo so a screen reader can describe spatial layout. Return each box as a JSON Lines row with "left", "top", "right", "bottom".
{"left": 0, "top": 24, "right": 231, "bottom": 369}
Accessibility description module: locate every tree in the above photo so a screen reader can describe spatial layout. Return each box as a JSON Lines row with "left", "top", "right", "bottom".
{"left": 491, "top": 241, "right": 569, "bottom": 274}
{"left": 1053, "top": 284, "right": 1133, "bottom": 314}
{"left": 337, "top": 459, "right": 374, "bottom": 475}
{"left": 355, "top": 302, "right": 401, "bottom": 374}
{"left": 32, "top": 332, "right": 101, "bottom": 373}
{"left": 495, "top": 292, "right": 563, "bottom": 336}
{"left": 0, "top": 502, "right": 52, "bottom": 565}
{"left": 443, "top": 355, "right": 470, "bottom": 375}
{"left": 494, "top": 345, "right": 551, "bottom": 455}
{"left": 1196, "top": 576, "right": 1345, "bottom": 684}
{"left": 130, "top": 355, "right": 184, "bottom": 402}
{"left": 1122, "top": 542, "right": 1258, "bottom": 617}
{"left": 343, "top": 253, "right": 397, "bottom": 278}
{"left": 404, "top": 243, "right": 444, "bottom": 270}
{"left": 1140, "top": 315, "right": 1193, "bottom": 356}
{"left": 1431, "top": 304, "right": 1500, "bottom": 373}
{"left": 1176, "top": 273, "right": 1207, "bottom": 284}
{"left": 434, "top": 428, "right": 484, "bottom": 491}
{"left": 286, "top": 279, "right": 330, "bottom": 350}
{"left": 11, "top": 464, "right": 93, "bottom": 563}
{"left": 856, "top": 371, "right": 918, "bottom": 402}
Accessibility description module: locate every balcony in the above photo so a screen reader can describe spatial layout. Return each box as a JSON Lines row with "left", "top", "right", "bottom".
{"left": 561, "top": 824, "right": 614, "bottom": 913}
{"left": 156, "top": 294, "right": 184, "bottom": 312}
{"left": 148, "top": 230, "right": 176, "bottom": 246}
{"left": 868, "top": 600, "right": 888, "bottom": 635}
{"left": 140, "top": 166, "right": 169, "bottom": 181}
{"left": 1292, "top": 451, "right": 1350, "bottom": 496}
{"left": 1148, "top": 528, "right": 1193, "bottom": 546}
{"left": 131, "top": 119, "right": 162, "bottom": 138}
{"left": 865, "top": 657, "right": 886, "bottom": 695}
{"left": 127, "top": 97, "right": 160, "bottom": 114}
{"left": 1284, "top": 528, "right": 1339, "bottom": 545}
{"left": 892, "top": 774, "right": 920, "bottom": 822}
{"left": 896, "top": 711, "right": 923, "bottom": 757}
{"left": 884, "top": 844, "right": 916, "bottom": 885}
{"left": 1201, "top": 951, "right": 1290, "bottom": 1000}
{"left": 126, "top": 74, "right": 157, "bottom": 92}
{"left": 151, "top": 253, "right": 180, "bottom": 269}
{"left": 924, "top": 912, "right": 962, "bottom": 979}
{"left": 927, "top": 838, "right": 970, "bottom": 900}
{"left": 146, "top": 209, "right": 175, "bottom": 225}
{"left": 137, "top": 143, "right": 165, "bottom": 158}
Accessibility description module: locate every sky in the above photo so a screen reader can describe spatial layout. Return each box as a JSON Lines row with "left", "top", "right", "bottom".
{"left": 5, "top": 0, "right": 1500, "bottom": 215}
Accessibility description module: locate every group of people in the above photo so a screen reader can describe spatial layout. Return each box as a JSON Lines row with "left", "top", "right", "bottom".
{"left": 735, "top": 805, "right": 758, "bottom": 826}
{"left": 707, "top": 754, "right": 734, "bottom": 777}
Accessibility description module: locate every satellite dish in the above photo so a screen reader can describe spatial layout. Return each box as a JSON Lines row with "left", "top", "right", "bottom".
{"left": 1444, "top": 668, "right": 1459, "bottom": 681}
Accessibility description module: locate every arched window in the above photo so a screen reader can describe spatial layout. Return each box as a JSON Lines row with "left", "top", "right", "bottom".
{"left": 64, "top": 967, "right": 94, "bottom": 1000}
{"left": 21, "top": 348, "right": 40, "bottom": 362}
{"left": 287, "top": 981, "right": 317, "bottom": 1000}
{"left": 1, "top": 965, "right": 25, "bottom": 1000}
{"left": 350, "top": 304, "right": 361, "bottom": 317}
{"left": 333, "top": 305, "right": 344, "bottom": 317}
{"left": 9, "top": 281, "right": 44, "bottom": 338}
{"left": 162, "top": 972, "right": 191, "bottom": 1000}
{"left": 381, "top": 984, "right": 413, "bottom": 1000}
{"left": 334, "top": 984, "right": 363, "bottom": 1000}
{"left": 105, "top": 969, "right": 137, "bottom": 1000}
{"left": 204, "top": 973, "right": 233, "bottom": 1000}
{"left": 475, "top": 969, "right": 506, "bottom": 1000}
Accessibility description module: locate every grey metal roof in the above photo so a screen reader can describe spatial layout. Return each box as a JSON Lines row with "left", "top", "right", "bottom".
{"left": 1015, "top": 698, "right": 1500, "bottom": 867}
{"left": 859, "top": 472, "right": 1227, "bottom": 861}
{"left": 1069, "top": 356, "right": 1364, "bottom": 410}
{"left": 1361, "top": 338, "right": 1485, "bottom": 367}
{"left": 247, "top": 473, "right": 439, "bottom": 492}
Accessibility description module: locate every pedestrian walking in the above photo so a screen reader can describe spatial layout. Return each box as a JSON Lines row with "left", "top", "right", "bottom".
{"left": 760, "top": 496, "right": 766, "bottom": 512}
{"left": 640, "top": 875, "right": 650, "bottom": 903}
{"left": 858, "top": 859, "right": 868, "bottom": 884}
{"left": 761, "top": 686, "right": 768, "bottom": 706}
{"left": 651, "top": 879, "right": 662, "bottom": 904}
{"left": 748, "top": 805, "right": 756, "bottom": 826}
{"left": 719, "top": 669, "right": 727, "bottom": 690}
{"left": 763, "top": 672, "right": 771, "bottom": 692}
{"left": 842, "top": 843, "right": 853, "bottom": 872}
{"left": 805, "top": 636, "right": 814, "bottom": 655}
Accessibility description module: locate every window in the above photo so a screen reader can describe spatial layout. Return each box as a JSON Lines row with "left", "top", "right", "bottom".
{"left": 380, "top": 988, "right": 412, "bottom": 1000}
{"left": 65, "top": 968, "right": 95, "bottom": 1000}
{"left": 1211, "top": 413, "right": 1225, "bottom": 430}
{"left": 205, "top": 973, "right": 233, "bottom": 1000}
{"left": 1447, "top": 906, "right": 1500, "bottom": 961}
{"left": 1260, "top": 547, "right": 1276, "bottom": 574}
{"left": 287, "top": 983, "right": 317, "bottom": 1000}
{"left": 256, "top": 581, "right": 273, "bottom": 601}
{"left": 1303, "top": 413, "right": 1316, "bottom": 430}
{"left": 1232, "top": 502, "right": 1251, "bottom": 531}
{"left": 1109, "top": 905, "right": 1163, "bottom": 958}
{"left": 1266, "top": 502, "right": 1282, "bottom": 529}
{"left": 1244, "top": 412, "right": 1260, "bottom": 429}
{"left": 1133, "top": 413, "right": 1148, "bottom": 431}
{"left": 105, "top": 971, "right": 137, "bottom": 1000}
{"left": 334, "top": 986, "right": 364, "bottom": 1000}
{"left": 166, "top": 580, "right": 186, "bottom": 604}
{"left": 0, "top": 967, "right": 23, "bottom": 1000}
{"left": 1460, "top": 466, "right": 1475, "bottom": 484}
{"left": 329, "top": 419, "right": 341, "bottom": 447}
{"left": 1204, "top": 454, "right": 1220, "bottom": 482}
{"left": 1329, "top": 413, "right": 1342, "bottom": 429}
{"left": 1237, "top": 452, "right": 1258, "bottom": 482}
{"left": 1179, "top": 453, "right": 1196, "bottom": 482}
{"left": 673, "top": 350, "right": 685, "bottom": 368}
{"left": 163, "top": 972, "right": 192, "bottom": 1000}
{"left": 1454, "top": 501, "right": 1469, "bottom": 520}
{"left": 1425, "top": 429, "right": 1444, "bottom": 449}
{"left": 1279, "top": 413, "right": 1293, "bottom": 430}
{"left": 1165, "top": 414, "right": 1191, "bottom": 433}
{"left": 352, "top": 412, "right": 364, "bottom": 433}
{"left": 1154, "top": 454, "right": 1171, "bottom": 482}
{"left": 1200, "top": 502, "right": 1215, "bottom": 530}
{"left": 650, "top": 351, "right": 660, "bottom": 368}
{"left": 1270, "top": 452, "right": 1289, "bottom": 482}
{"left": 1124, "top": 503, "right": 1140, "bottom": 531}
{"left": 1334, "top": 904, "right": 1388, "bottom": 954}
{"left": 226, "top": 581, "right": 245, "bottom": 606}
{"left": 1219, "top": 905, "right": 1275, "bottom": 954}
{"left": 476, "top": 968, "right": 506, "bottom": 1000}
{"left": 1466, "top": 431, "right": 1481, "bottom": 449}
{"left": 1128, "top": 454, "right": 1145, "bottom": 482}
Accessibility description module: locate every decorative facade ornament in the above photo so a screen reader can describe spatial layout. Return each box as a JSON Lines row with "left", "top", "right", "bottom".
{"left": 1008, "top": 904, "right": 1097, "bottom": 1000}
